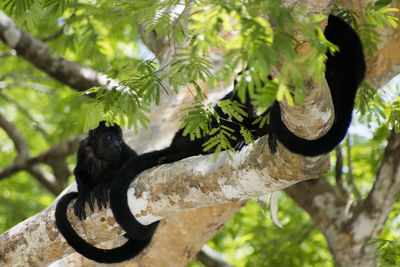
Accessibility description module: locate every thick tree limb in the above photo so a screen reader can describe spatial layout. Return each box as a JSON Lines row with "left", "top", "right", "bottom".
{"left": 126, "top": 137, "right": 329, "bottom": 225}
{"left": 0, "top": 136, "right": 330, "bottom": 266}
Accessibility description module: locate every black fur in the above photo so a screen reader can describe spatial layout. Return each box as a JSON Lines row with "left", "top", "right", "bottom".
{"left": 55, "top": 122, "right": 156, "bottom": 263}
{"left": 268, "top": 15, "right": 366, "bottom": 156}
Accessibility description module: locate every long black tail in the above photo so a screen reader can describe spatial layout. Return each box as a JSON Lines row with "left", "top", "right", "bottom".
{"left": 268, "top": 15, "right": 366, "bottom": 156}
{"left": 55, "top": 192, "right": 154, "bottom": 263}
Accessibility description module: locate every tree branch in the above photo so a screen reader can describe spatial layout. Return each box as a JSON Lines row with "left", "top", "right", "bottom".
{"left": 0, "top": 118, "right": 84, "bottom": 195}
{"left": 0, "top": 134, "right": 84, "bottom": 180}
{"left": 126, "top": 137, "right": 329, "bottom": 224}
{"left": 284, "top": 177, "right": 349, "bottom": 229}
{"left": 0, "top": 136, "right": 330, "bottom": 266}
{"left": 27, "top": 166, "right": 61, "bottom": 196}
{"left": 0, "top": 11, "right": 112, "bottom": 92}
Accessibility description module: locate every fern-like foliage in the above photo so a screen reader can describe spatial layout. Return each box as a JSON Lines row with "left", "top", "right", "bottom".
{"left": 3, "top": 0, "right": 399, "bottom": 151}
{"left": 82, "top": 87, "right": 150, "bottom": 133}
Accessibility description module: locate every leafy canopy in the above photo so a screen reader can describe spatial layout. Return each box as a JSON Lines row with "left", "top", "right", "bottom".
{"left": 2, "top": 0, "right": 399, "bottom": 157}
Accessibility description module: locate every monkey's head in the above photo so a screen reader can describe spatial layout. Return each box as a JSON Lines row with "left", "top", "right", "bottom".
{"left": 88, "top": 121, "right": 124, "bottom": 161}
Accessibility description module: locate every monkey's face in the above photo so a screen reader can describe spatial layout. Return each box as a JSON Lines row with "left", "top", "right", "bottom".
{"left": 88, "top": 121, "right": 124, "bottom": 161}
{"left": 93, "top": 131, "right": 123, "bottom": 161}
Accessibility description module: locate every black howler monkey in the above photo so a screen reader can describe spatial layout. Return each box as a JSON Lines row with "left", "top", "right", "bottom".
{"left": 110, "top": 14, "right": 366, "bottom": 242}
{"left": 268, "top": 15, "right": 366, "bottom": 156}
{"left": 55, "top": 121, "right": 157, "bottom": 263}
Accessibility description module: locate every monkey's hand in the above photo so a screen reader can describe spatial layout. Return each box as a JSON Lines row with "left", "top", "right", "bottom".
{"left": 74, "top": 192, "right": 94, "bottom": 220}
{"left": 90, "top": 183, "right": 110, "bottom": 211}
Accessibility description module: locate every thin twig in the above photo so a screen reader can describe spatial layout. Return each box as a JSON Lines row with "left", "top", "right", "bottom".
{"left": 41, "top": 28, "right": 64, "bottom": 42}
{"left": 41, "top": 14, "right": 76, "bottom": 42}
